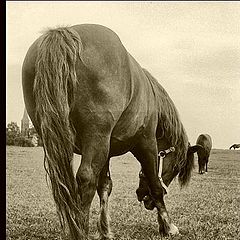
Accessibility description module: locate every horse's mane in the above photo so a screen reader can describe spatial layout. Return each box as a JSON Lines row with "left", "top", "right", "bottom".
{"left": 143, "top": 69, "right": 189, "bottom": 172}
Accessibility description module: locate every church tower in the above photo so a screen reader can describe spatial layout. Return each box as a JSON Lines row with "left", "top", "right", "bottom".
{"left": 21, "top": 108, "right": 30, "bottom": 137}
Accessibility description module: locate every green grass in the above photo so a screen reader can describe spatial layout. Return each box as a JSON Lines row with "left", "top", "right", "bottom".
{"left": 6, "top": 146, "right": 240, "bottom": 239}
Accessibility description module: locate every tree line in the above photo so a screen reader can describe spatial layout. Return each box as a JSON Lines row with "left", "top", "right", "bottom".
{"left": 6, "top": 122, "right": 42, "bottom": 147}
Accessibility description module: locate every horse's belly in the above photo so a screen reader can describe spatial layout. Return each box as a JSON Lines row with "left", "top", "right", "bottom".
{"left": 109, "top": 137, "right": 135, "bottom": 156}
{"left": 109, "top": 120, "right": 147, "bottom": 157}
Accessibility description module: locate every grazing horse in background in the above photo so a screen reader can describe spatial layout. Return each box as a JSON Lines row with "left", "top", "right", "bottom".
{"left": 22, "top": 24, "right": 201, "bottom": 239}
{"left": 196, "top": 134, "right": 212, "bottom": 174}
{"left": 229, "top": 144, "right": 240, "bottom": 150}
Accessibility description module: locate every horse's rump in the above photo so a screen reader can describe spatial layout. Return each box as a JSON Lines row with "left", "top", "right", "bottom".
{"left": 196, "top": 134, "right": 212, "bottom": 154}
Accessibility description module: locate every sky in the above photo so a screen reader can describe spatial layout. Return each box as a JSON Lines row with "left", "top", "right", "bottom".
{"left": 6, "top": 1, "right": 240, "bottom": 149}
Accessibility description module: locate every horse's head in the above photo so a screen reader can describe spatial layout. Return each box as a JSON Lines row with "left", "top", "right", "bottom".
{"left": 135, "top": 138, "right": 175, "bottom": 209}
{"left": 136, "top": 138, "right": 179, "bottom": 210}
{"left": 136, "top": 140, "right": 203, "bottom": 210}
{"left": 157, "top": 138, "right": 180, "bottom": 187}
{"left": 160, "top": 141, "right": 205, "bottom": 190}
{"left": 161, "top": 142, "right": 204, "bottom": 183}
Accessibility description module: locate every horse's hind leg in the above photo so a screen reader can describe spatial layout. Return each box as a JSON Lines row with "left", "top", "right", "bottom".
{"left": 132, "top": 137, "right": 178, "bottom": 236}
{"left": 97, "top": 160, "right": 113, "bottom": 240}
{"left": 198, "top": 160, "right": 204, "bottom": 174}
{"left": 76, "top": 134, "right": 111, "bottom": 236}
{"left": 205, "top": 157, "right": 209, "bottom": 173}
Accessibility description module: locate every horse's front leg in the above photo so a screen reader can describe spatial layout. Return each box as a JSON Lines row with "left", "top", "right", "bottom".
{"left": 132, "top": 138, "right": 179, "bottom": 237}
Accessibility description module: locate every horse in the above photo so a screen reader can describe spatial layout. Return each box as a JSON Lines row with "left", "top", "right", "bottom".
{"left": 229, "top": 144, "right": 240, "bottom": 150}
{"left": 22, "top": 24, "right": 201, "bottom": 239}
{"left": 196, "top": 134, "right": 212, "bottom": 174}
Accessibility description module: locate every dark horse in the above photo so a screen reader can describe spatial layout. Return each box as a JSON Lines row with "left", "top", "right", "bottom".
{"left": 22, "top": 24, "right": 201, "bottom": 239}
{"left": 229, "top": 144, "right": 240, "bottom": 150}
{"left": 196, "top": 134, "right": 212, "bottom": 174}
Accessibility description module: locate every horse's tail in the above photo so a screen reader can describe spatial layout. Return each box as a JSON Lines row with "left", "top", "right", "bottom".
{"left": 33, "top": 27, "right": 87, "bottom": 239}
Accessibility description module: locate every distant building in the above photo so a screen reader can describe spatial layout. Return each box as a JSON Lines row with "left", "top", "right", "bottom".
{"left": 21, "top": 108, "right": 30, "bottom": 137}
{"left": 21, "top": 108, "right": 39, "bottom": 147}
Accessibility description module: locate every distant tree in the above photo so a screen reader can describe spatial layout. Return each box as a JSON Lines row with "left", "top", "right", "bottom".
{"left": 14, "top": 136, "right": 35, "bottom": 147}
{"left": 6, "top": 122, "right": 20, "bottom": 145}
{"left": 6, "top": 122, "right": 42, "bottom": 147}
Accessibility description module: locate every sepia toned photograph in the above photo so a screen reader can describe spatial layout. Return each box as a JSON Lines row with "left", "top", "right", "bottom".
{"left": 6, "top": 2, "right": 240, "bottom": 239}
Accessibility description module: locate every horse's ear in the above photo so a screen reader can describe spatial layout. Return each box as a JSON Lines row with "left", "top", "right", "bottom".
{"left": 188, "top": 144, "right": 203, "bottom": 154}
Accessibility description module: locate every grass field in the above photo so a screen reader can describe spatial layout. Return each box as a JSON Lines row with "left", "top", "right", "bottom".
{"left": 6, "top": 146, "right": 240, "bottom": 240}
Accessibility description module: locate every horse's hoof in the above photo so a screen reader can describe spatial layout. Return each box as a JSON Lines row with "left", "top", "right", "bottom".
{"left": 169, "top": 223, "right": 179, "bottom": 235}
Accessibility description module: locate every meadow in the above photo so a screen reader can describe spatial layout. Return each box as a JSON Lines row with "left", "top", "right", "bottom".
{"left": 6, "top": 146, "right": 240, "bottom": 240}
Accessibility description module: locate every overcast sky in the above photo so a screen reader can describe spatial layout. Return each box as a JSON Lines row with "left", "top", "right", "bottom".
{"left": 6, "top": 1, "right": 240, "bottom": 149}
